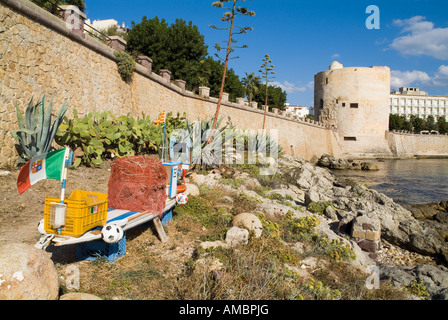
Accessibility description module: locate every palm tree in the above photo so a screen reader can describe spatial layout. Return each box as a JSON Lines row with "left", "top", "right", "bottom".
{"left": 242, "top": 72, "right": 261, "bottom": 104}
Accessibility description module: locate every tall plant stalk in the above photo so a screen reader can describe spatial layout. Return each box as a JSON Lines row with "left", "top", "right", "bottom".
{"left": 260, "top": 54, "right": 275, "bottom": 130}
{"left": 208, "top": 0, "right": 254, "bottom": 143}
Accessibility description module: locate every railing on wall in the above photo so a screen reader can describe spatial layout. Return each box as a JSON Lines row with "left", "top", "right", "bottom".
{"left": 83, "top": 23, "right": 112, "bottom": 44}
{"left": 31, "top": 0, "right": 112, "bottom": 43}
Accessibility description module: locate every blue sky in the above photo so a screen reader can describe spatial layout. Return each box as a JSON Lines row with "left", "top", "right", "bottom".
{"left": 84, "top": 0, "right": 448, "bottom": 107}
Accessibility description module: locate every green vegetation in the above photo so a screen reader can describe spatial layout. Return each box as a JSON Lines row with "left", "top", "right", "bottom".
{"left": 114, "top": 51, "right": 136, "bottom": 82}
{"left": 390, "top": 114, "right": 448, "bottom": 134}
{"left": 307, "top": 201, "right": 335, "bottom": 215}
{"left": 31, "top": 0, "right": 86, "bottom": 13}
{"left": 11, "top": 96, "right": 69, "bottom": 164}
{"left": 242, "top": 72, "right": 260, "bottom": 105}
{"left": 126, "top": 16, "right": 208, "bottom": 92}
{"left": 55, "top": 110, "right": 189, "bottom": 166}
{"left": 408, "top": 280, "right": 430, "bottom": 298}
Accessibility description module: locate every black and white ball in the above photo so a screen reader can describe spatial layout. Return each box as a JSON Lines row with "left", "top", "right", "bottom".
{"left": 101, "top": 223, "right": 124, "bottom": 244}
{"left": 37, "top": 219, "right": 46, "bottom": 235}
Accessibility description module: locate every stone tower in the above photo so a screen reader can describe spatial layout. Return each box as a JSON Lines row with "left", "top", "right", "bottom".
{"left": 314, "top": 62, "right": 391, "bottom": 157}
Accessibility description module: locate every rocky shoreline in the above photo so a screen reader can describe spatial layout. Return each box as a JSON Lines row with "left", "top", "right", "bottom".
{"left": 188, "top": 154, "right": 448, "bottom": 299}
{"left": 1, "top": 153, "right": 447, "bottom": 300}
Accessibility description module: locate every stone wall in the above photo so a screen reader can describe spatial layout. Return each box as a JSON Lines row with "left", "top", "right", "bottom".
{"left": 386, "top": 131, "right": 448, "bottom": 158}
{"left": 0, "top": 0, "right": 338, "bottom": 167}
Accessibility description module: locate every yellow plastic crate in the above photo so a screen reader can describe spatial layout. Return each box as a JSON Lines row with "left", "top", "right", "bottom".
{"left": 44, "top": 190, "right": 108, "bottom": 237}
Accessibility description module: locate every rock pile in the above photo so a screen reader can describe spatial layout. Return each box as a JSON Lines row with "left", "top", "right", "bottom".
{"left": 317, "top": 154, "right": 379, "bottom": 171}
{"left": 191, "top": 154, "right": 448, "bottom": 299}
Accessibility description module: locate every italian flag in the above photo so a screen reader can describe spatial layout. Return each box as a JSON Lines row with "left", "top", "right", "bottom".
{"left": 17, "top": 148, "right": 68, "bottom": 195}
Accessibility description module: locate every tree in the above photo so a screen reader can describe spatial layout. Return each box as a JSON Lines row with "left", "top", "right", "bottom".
{"left": 410, "top": 115, "right": 426, "bottom": 133}
{"left": 253, "top": 84, "right": 287, "bottom": 111}
{"left": 425, "top": 115, "right": 436, "bottom": 132}
{"left": 65, "top": 0, "right": 85, "bottom": 11}
{"left": 259, "top": 54, "right": 276, "bottom": 130}
{"left": 31, "top": 0, "right": 86, "bottom": 12}
{"left": 196, "top": 56, "right": 245, "bottom": 102}
{"left": 389, "top": 114, "right": 412, "bottom": 131}
{"left": 126, "top": 17, "right": 208, "bottom": 91}
{"left": 166, "top": 18, "right": 209, "bottom": 89}
{"left": 242, "top": 72, "right": 261, "bottom": 104}
{"left": 437, "top": 116, "right": 448, "bottom": 134}
{"left": 209, "top": 0, "right": 255, "bottom": 141}
{"left": 127, "top": 16, "right": 169, "bottom": 69}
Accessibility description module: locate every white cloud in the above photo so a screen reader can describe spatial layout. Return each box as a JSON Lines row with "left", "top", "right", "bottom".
{"left": 432, "top": 65, "right": 448, "bottom": 87}
{"left": 390, "top": 16, "right": 448, "bottom": 60}
{"left": 271, "top": 80, "right": 308, "bottom": 93}
{"left": 390, "top": 70, "right": 431, "bottom": 88}
{"left": 391, "top": 65, "right": 448, "bottom": 89}
{"left": 331, "top": 53, "right": 340, "bottom": 59}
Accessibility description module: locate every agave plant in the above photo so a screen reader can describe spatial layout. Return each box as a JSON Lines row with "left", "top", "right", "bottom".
{"left": 187, "top": 114, "right": 233, "bottom": 169}
{"left": 10, "top": 96, "right": 69, "bottom": 164}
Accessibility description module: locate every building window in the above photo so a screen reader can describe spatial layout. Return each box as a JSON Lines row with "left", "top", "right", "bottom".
{"left": 350, "top": 103, "right": 359, "bottom": 108}
{"left": 319, "top": 99, "right": 324, "bottom": 109}
{"left": 326, "top": 78, "right": 329, "bottom": 85}
{"left": 342, "top": 103, "right": 346, "bottom": 107}
{"left": 344, "top": 137, "right": 357, "bottom": 141}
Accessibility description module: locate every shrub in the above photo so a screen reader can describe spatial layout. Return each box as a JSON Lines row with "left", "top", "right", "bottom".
{"left": 114, "top": 51, "right": 136, "bottom": 81}
{"left": 56, "top": 110, "right": 188, "bottom": 166}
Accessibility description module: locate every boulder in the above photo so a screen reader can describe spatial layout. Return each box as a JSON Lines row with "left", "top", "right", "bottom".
{"left": 0, "top": 243, "right": 59, "bottom": 300}
{"left": 190, "top": 173, "right": 206, "bottom": 185}
{"left": 232, "top": 213, "right": 263, "bottom": 238}
{"left": 226, "top": 227, "right": 249, "bottom": 246}
{"left": 107, "top": 156, "right": 167, "bottom": 218}
{"left": 361, "top": 162, "right": 379, "bottom": 171}
{"left": 380, "top": 264, "right": 448, "bottom": 300}
{"left": 60, "top": 293, "right": 102, "bottom": 300}
{"left": 316, "top": 154, "right": 333, "bottom": 168}
{"left": 199, "top": 240, "right": 228, "bottom": 250}
{"left": 305, "top": 188, "right": 320, "bottom": 205}
{"left": 185, "top": 183, "right": 200, "bottom": 196}
{"left": 324, "top": 205, "right": 338, "bottom": 221}
{"left": 403, "top": 202, "right": 443, "bottom": 220}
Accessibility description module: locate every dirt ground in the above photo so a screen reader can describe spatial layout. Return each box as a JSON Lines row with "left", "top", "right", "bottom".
{"left": 0, "top": 160, "right": 210, "bottom": 299}
{"left": 0, "top": 161, "right": 113, "bottom": 247}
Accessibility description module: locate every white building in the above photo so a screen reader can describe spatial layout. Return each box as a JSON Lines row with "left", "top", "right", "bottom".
{"left": 285, "top": 104, "right": 310, "bottom": 118}
{"left": 390, "top": 87, "right": 448, "bottom": 120}
{"left": 85, "top": 19, "right": 128, "bottom": 33}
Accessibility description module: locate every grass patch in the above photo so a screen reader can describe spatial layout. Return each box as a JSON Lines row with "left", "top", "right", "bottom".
{"left": 307, "top": 201, "right": 335, "bottom": 215}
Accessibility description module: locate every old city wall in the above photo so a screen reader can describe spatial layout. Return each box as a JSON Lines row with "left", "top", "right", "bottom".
{"left": 0, "top": 0, "right": 341, "bottom": 167}
{"left": 386, "top": 131, "right": 448, "bottom": 158}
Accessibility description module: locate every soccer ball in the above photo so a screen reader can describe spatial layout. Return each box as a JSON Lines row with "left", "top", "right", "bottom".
{"left": 101, "top": 223, "right": 124, "bottom": 244}
{"left": 176, "top": 193, "right": 188, "bottom": 205}
{"left": 37, "top": 219, "right": 46, "bottom": 235}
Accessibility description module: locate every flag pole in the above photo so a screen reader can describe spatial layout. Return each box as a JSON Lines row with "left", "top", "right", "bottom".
{"left": 60, "top": 148, "right": 71, "bottom": 204}
{"left": 161, "top": 112, "right": 167, "bottom": 163}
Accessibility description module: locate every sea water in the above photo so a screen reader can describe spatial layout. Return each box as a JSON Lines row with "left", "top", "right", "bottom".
{"left": 331, "top": 159, "right": 448, "bottom": 205}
